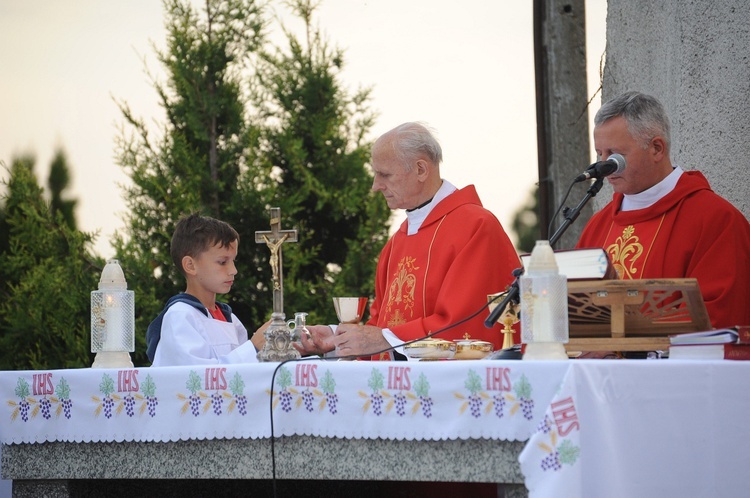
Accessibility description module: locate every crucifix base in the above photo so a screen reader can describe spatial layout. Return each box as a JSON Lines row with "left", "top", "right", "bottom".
{"left": 257, "top": 312, "right": 301, "bottom": 362}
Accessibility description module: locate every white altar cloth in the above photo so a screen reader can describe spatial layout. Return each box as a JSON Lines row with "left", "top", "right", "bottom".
{"left": 3, "top": 359, "right": 749, "bottom": 497}
{"left": 0, "top": 359, "right": 569, "bottom": 444}
{"left": 520, "top": 360, "right": 750, "bottom": 498}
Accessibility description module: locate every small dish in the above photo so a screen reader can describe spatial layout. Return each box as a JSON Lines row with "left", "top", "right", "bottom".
{"left": 453, "top": 339, "right": 494, "bottom": 360}
{"left": 403, "top": 339, "right": 457, "bottom": 359}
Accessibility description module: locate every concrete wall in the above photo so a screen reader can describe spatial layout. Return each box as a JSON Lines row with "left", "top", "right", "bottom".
{"left": 596, "top": 0, "right": 749, "bottom": 218}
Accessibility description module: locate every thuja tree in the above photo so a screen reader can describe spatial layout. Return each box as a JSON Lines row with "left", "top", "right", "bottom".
{"left": 250, "top": 0, "right": 390, "bottom": 324}
{"left": 0, "top": 158, "right": 100, "bottom": 370}
{"left": 114, "top": 0, "right": 391, "bottom": 361}
{"left": 112, "top": 0, "right": 269, "bottom": 366}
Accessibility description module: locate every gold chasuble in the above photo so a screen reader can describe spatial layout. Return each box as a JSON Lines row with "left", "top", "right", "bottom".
{"left": 367, "top": 185, "right": 520, "bottom": 360}
{"left": 577, "top": 171, "right": 750, "bottom": 328}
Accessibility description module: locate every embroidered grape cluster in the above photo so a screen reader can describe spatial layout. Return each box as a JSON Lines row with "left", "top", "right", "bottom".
{"left": 367, "top": 369, "right": 386, "bottom": 416}
{"left": 541, "top": 450, "right": 562, "bottom": 471}
{"left": 520, "top": 398, "right": 534, "bottom": 420}
{"left": 189, "top": 394, "right": 201, "bottom": 416}
{"left": 141, "top": 374, "right": 157, "bottom": 417}
{"left": 18, "top": 399, "right": 30, "bottom": 422}
{"left": 537, "top": 416, "right": 552, "bottom": 434}
{"left": 302, "top": 390, "right": 315, "bottom": 412}
{"left": 320, "top": 370, "right": 338, "bottom": 415}
{"left": 370, "top": 392, "right": 384, "bottom": 416}
{"left": 55, "top": 378, "right": 73, "bottom": 420}
{"left": 211, "top": 392, "right": 224, "bottom": 415}
{"left": 235, "top": 394, "right": 248, "bottom": 416}
{"left": 464, "top": 370, "right": 484, "bottom": 418}
{"left": 279, "top": 390, "right": 293, "bottom": 412}
{"left": 146, "top": 396, "right": 159, "bottom": 417}
{"left": 276, "top": 367, "right": 294, "bottom": 413}
{"left": 514, "top": 375, "right": 534, "bottom": 420}
{"left": 123, "top": 394, "right": 136, "bottom": 417}
{"left": 468, "top": 394, "right": 483, "bottom": 418}
{"left": 325, "top": 392, "right": 339, "bottom": 414}
{"left": 40, "top": 398, "right": 52, "bottom": 420}
{"left": 413, "top": 373, "right": 433, "bottom": 418}
{"left": 61, "top": 398, "right": 73, "bottom": 419}
{"left": 15, "top": 378, "right": 32, "bottom": 422}
{"left": 394, "top": 392, "right": 407, "bottom": 416}
{"left": 99, "top": 374, "right": 116, "bottom": 419}
{"left": 229, "top": 373, "right": 247, "bottom": 416}
{"left": 419, "top": 396, "right": 434, "bottom": 418}
{"left": 103, "top": 396, "right": 115, "bottom": 419}
{"left": 493, "top": 393, "right": 506, "bottom": 418}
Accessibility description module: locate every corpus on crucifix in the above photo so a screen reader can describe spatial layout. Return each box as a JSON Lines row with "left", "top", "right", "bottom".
{"left": 255, "top": 207, "right": 300, "bottom": 362}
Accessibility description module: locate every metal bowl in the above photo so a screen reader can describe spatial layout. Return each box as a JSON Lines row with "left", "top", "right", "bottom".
{"left": 453, "top": 339, "right": 494, "bottom": 360}
{"left": 403, "top": 339, "right": 457, "bottom": 359}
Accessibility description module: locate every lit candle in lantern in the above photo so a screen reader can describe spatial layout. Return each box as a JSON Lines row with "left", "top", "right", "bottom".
{"left": 103, "top": 293, "right": 123, "bottom": 351}
{"left": 532, "top": 288, "right": 554, "bottom": 342}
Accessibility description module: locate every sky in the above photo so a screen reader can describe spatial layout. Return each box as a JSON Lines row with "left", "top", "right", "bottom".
{"left": 0, "top": 0, "right": 607, "bottom": 258}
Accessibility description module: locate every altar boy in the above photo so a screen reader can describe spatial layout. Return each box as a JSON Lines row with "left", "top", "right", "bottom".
{"left": 146, "top": 213, "right": 267, "bottom": 366}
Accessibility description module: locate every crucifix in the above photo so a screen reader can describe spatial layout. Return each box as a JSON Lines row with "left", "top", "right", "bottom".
{"left": 255, "top": 207, "right": 300, "bottom": 362}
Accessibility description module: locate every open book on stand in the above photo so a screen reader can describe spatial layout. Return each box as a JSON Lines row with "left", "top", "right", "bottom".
{"left": 520, "top": 247, "right": 617, "bottom": 280}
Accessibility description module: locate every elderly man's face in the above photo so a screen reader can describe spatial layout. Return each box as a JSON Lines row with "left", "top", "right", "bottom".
{"left": 594, "top": 116, "right": 666, "bottom": 195}
{"left": 370, "top": 141, "right": 424, "bottom": 210}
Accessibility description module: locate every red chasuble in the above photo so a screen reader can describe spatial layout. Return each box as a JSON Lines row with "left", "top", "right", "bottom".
{"left": 577, "top": 171, "right": 750, "bottom": 328}
{"left": 367, "top": 185, "right": 521, "bottom": 360}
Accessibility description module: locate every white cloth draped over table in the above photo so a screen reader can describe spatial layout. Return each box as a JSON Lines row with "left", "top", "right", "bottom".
{"left": 3, "top": 359, "right": 749, "bottom": 498}
{"left": 0, "top": 360, "right": 569, "bottom": 444}
{"left": 520, "top": 360, "right": 750, "bottom": 498}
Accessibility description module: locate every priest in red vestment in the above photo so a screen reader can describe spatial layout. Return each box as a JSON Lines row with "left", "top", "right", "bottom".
{"left": 298, "top": 122, "right": 520, "bottom": 359}
{"left": 577, "top": 92, "right": 750, "bottom": 328}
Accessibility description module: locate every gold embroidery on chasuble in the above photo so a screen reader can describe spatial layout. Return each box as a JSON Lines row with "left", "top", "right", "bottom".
{"left": 604, "top": 216, "right": 665, "bottom": 279}
{"left": 384, "top": 256, "right": 420, "bottom": 328}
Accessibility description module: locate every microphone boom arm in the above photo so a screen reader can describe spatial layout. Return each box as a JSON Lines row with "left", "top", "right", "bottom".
{"left": 483, "top": 177, "right": 605, "bottom": 329}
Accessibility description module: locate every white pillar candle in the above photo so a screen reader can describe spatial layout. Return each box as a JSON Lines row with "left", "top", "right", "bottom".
{"left": 103, "top": 294, "right": 122, "bottom": 351}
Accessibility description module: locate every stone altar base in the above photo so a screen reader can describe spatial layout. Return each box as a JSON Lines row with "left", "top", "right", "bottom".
{"left": 3, "top": 436, "right": 528, "bottom": 498}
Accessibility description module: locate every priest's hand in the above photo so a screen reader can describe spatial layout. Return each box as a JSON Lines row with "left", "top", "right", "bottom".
{"left": 334, "top": 324, "right": 390, "bottom": 357}
{"left": 294, "top": 325, "right": 335, "bottom": 356}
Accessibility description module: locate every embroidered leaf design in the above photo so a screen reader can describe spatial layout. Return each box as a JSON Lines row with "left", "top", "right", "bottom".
{"left": 558, "top": 439, "right": 581, "bottom": 465}
{"left": 15, "top": 378, "right": 30, "bottom": 399}
{"left": 513, "top": 374, "right": 532, "bottom": 399}
{"left": 464, "top": 370, "right": 482, "bottom": 395}
{"left": 141, "top": 374, "right": 156, "bottom": 398}
{"left": 368, "top": 368, "right": 385, "bottom": 391}
{"left": 413, "top": 373, "right": 430, "bottom": 397}
{"left": 186, "top": 371, "right": 201, "bottom": 394}
{"left": 229, "top": 372, "right": 245, "bottom": 396}
{"left": 55, "top": 378, "right": 71, "bottom": 400}
{"left": 320, "top": 370, "right": 336, "bottom": 394}
{"left": 99, "top": 374, "right": 115, "bottom": 396}
{"left": 277, "top": 367, "right": 293, "bottom": 390}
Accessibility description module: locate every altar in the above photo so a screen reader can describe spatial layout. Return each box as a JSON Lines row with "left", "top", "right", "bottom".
{"left": 2, "top": 359, "right": 749, "bottom": 497}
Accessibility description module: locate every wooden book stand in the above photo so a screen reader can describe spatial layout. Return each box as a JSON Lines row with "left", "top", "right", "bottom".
{"left": 565, "top": 278, "right": 711, "bottom": 352}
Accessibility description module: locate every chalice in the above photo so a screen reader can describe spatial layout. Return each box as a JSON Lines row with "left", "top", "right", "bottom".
{"left": 332, "top": 297, "right": 368, "bottom": 324}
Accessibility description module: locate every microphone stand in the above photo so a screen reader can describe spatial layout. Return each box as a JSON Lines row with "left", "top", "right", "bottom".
{"left": 484, "top": 177, "right": 605, "bottom": 359}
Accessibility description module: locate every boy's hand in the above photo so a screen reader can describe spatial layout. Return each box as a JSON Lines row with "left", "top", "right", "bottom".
{"left": 250, "top": 319, "right": 271, "bottom": 351}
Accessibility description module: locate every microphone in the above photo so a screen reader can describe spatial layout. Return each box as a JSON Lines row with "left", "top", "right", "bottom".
{"left": 574, "top": 153, "right": 626, "bottom": 182}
